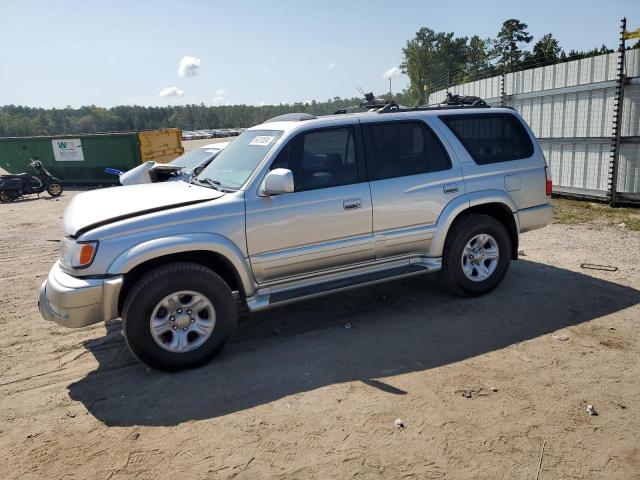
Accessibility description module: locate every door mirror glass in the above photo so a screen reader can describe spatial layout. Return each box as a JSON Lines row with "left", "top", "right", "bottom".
{"left": 261, "top": 168, "right": 294, "bottom": 195}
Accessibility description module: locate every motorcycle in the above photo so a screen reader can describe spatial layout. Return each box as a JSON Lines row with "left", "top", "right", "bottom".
{"left": 0, "top": 158, "right": 64, "bottom": 203}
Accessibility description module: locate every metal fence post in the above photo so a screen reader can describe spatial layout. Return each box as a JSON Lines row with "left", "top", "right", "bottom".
{"left": 500, "top": 73, "right": 506, "bottom": 107}
{"left": 608, "top": 17, "right": 627, "bottom": 207}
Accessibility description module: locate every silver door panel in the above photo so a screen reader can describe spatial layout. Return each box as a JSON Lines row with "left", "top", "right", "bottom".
{"left": 250, "top": 233, "right": 374, "bottom": 282}
{"left": 245, "top": 183, "right": 374, "bottom": 283}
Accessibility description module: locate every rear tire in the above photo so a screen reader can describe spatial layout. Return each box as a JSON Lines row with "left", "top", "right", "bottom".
{"left": 122, "top": 262, "right": 237, "bottom": 371}
{"left": 47, "top": 182, "right": 63, "bottom": 197}
{"left": 440, "top": 214, "right": 511, "bottom": 297}
{"left": 0, "top": 191, "right": 16, "bottom": 203}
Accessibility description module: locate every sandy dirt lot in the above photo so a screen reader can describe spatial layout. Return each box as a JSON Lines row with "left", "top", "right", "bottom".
{"left": 1, "top": 188, "right": 639, "bottom": 479}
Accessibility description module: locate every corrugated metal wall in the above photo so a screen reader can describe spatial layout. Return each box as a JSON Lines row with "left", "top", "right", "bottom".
{"left": 430, "top": 49, "right": 640, "bottom": 201}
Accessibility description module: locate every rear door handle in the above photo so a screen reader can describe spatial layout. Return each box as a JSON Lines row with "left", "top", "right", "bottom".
{"left": 443, "top": 183, "right": 459, "bottom": 194}
{"left": 343, "top": 198, "right": 362, "bottom": 210}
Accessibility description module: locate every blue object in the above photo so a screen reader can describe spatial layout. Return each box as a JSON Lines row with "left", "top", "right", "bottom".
{"left": 105, "top": 167, "right": 124, "bottom": 176}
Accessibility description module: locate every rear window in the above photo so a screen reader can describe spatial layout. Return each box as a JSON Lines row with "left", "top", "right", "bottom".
{"left": 440, "top": 113, "right": 534, "bottom": 165}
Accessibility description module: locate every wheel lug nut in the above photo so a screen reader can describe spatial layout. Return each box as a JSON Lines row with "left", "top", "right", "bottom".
{"left": 187, "top": 310, "right": 192, "bottom": 315}
{"left": 183, "top": 327, "right": 188, "bottom": 331}
{"left": 170, "top": 316, "right": 175, "bottom": 321}
{"left": 190, "top": 318, "right": 194, "bottom": 323}
{"left": 172, "top": 326, "right": 177, "bottom": 330}
{"left": 177, "top": 309, "right": 182, "bottom": 313}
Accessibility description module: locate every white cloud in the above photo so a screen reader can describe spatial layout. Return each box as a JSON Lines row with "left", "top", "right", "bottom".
{"left": 212, "top": 89, "right": 227, "bottom": 105}
{"left": 261, "top": 66, "right": 269, "bottom": 72}
{"left": 159, "top": 86, "right": 184, "bottom": 98}
{"left": 178, "top": 56, "right": 201, "bottom": 77}
{"left": 382, "top": 66, "right": 402, "bottom": 79}
{"left": 326, "top": 62, "right": 336, "bottom": 70}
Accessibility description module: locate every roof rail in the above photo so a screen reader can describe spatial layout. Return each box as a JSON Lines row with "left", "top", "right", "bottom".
{"left": 420, "top": 93, "right": 489, "bottom": 109}
{"left": 264, "top": 112, "right": 316, "bottom": 123}
{"left": 333, "top": 92, "right": 490, "bottom": 116}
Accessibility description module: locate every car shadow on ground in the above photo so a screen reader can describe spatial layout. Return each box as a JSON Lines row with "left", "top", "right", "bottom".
{"left": 68, "top": 259, "right": 640, "bottom": 427}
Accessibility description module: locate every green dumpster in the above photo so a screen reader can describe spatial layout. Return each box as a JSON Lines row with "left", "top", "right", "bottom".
{"left": 0, "top": 129, "right": 183, "bottom": 185}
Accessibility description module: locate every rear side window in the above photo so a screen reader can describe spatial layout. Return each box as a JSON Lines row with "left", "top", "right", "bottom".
{"left": 440, "top": 113, "right": 533, "bottom": 165}
{"left": 363, "top": 121, "right": 451, "bottom": 181}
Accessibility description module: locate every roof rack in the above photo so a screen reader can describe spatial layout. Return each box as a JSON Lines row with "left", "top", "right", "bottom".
{"left": 264, "top": 112, "right": 317, "bottom": 123}
{"left": 421, "top": 93, "right": 489, "bottom": 109}
{"left": 334, "top": 92, "right": 490, "bottom": 115}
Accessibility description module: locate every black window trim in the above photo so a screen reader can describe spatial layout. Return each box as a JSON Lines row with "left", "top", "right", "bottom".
{"left": 360, "top": 119, "right": 453, "bottom": 182}
{"left": 268, "top": 124, "right": 367, "bottom": 191}
{"left": 439, "top": 112, "right": 535, "bottom": 165}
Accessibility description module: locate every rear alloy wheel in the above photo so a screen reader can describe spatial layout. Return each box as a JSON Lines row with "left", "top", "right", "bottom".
{"left": 47, "top": 183, "right": 63, "bottom": 197}
{"left": 122, "top": 262, "right": 237, "bottom": 371}
{"left": 0, "top": 191, "right": 16, "bottom": 203}
{"left": 440, "top": 214, "right": 511, "bottom": 297}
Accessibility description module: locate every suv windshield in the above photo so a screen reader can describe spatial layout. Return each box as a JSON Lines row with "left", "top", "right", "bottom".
{"left": 195, "top": 129, "right": 283, "bottom": 190}
{"left": 170, "top": 148, "right": 220, "bottom": 170}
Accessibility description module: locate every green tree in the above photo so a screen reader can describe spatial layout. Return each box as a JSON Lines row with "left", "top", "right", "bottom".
{"left": 531, "top": 33, "right": 563, "bottom": 65}
{"left": 494, "top": 19, "right": 533, "bottom": 72}
{"left": 464, "top": 35, "right": 496, "bottom": 80}
{"left": 401, "top": 27, "right": 469, "bottom": 105}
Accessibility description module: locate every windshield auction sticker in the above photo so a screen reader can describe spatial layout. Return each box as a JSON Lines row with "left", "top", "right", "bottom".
{"left": 249, "top": 136, "right": 275, "bottom": 146}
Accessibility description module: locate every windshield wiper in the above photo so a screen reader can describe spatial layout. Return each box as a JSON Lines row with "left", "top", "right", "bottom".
{"left": 192, "top": 177, "right": 238, "bottom": 192}
{"left": 191, "top": 177, "right": 223, "bottom": 191}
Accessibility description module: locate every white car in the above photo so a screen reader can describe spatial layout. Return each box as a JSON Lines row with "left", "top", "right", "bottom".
{"left": 118, "top": 142, "right": 230, "bottom": 186}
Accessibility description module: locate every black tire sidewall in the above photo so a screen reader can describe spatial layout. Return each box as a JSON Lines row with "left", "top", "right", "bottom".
{"left": 444, "top": 216, "right": 511, "bottom": 296}
{"left": 123, "top": 264, "right": 237, "bottom": 371}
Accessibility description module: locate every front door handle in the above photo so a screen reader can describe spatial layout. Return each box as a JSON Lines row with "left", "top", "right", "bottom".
{"left": 343, "top": 198, "right": 362, "bottom": 210}
{"left": 443, "top": 183, "right": 459, "bottom": 194}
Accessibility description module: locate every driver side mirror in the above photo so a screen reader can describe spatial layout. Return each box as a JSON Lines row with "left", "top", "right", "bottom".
{"left": 260, "top": 168, "right": 294, "bottom": 196}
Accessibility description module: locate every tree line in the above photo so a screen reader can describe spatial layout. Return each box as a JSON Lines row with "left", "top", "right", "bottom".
{"left": 400, "top": 18, "right": 631, "bottom": 104}
{"left": 0, "top": 98, "right": 376, "bottom": 137}
{"left": 1, "top": 18, "right": 635, "bottom": 137}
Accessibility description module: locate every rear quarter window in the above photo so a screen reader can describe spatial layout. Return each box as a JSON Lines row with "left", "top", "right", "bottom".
{"left": 440, "top": 113, "right": 534, "bottom": 165}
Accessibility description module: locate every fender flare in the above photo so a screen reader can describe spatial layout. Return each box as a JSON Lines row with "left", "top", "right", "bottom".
{"left": 428, "top": 190, "right": 518, "bottom": 257}
{"left": 107, "top": 232, "right": 256, "bottom": 296}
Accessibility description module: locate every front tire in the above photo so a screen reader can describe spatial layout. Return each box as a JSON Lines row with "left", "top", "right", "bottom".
{"left": 122, "top": 262, "right": 237, "bottom": 371}
{"left": 440, "top": 214, "right": 511, "bottom": 297}
{"left": 47, "top": 182, "right": 63, "bottom": 197}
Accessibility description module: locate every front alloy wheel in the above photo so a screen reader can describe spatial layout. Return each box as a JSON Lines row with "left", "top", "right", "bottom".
{"left": 122, "top": 262, "right": 237, "bottom": 371}
{"left": 150, "top": 291, "right": 216, "bottom": 353}
{"left": 47, "top": 183, "right": 63, "bottom": 196}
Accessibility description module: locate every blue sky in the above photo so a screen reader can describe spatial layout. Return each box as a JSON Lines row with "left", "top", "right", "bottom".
{"left": 0, "top": 0, "right": 636, "bottom": 108}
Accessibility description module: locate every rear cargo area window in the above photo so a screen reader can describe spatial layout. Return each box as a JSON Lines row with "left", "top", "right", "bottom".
{"left": 363, "top": 121, "right": 451, "bottom": 181}
{"left": 440, "top": 113, "right": 534, "bottom": 164}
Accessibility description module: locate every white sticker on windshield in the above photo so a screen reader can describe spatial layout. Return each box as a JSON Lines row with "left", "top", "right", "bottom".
{"left": 249, "top": 135, "right": 275, "bottom": 146}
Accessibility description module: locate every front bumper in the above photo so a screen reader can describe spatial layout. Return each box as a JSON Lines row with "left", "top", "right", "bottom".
{"left": 38, "top": 261, "right": 123, "bottom": 328}
{"left": 518, "top": 203, "right": 553, "bottom": 233}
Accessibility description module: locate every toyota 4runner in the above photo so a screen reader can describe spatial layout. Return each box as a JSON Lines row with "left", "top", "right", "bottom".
{"left": 39, "top": 98, "right": 553, "bottom": 370}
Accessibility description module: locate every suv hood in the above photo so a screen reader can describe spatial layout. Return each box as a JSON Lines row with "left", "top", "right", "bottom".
{"left": 64, "top": 181, "right": 224, "bottom": 236}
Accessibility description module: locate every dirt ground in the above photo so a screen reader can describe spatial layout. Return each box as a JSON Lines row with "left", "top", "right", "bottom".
{"left": 1, "top": 188, "right": 639, "bottom": 480}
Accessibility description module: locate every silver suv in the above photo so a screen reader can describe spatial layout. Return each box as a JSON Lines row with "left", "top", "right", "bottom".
{"left": 39, "top": 102, "right": 553, "bottom": 370}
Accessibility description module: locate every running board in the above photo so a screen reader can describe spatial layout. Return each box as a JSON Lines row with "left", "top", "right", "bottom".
{"left": 246, "top": 259, "right": 440, "bottom": 312}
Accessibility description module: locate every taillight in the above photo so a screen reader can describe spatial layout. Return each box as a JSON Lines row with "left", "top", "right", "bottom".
{"left": 545, "top": 166, "right": 552, "bottom": 196}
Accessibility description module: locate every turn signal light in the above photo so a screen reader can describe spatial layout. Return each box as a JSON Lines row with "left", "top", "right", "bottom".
{"left": 79, "top": 243, "right": 97, "bottom": 266}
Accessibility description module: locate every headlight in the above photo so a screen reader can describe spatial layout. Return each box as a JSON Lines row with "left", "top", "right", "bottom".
{"left": 59, "top": 237, "right": 98, "bottom": 269}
